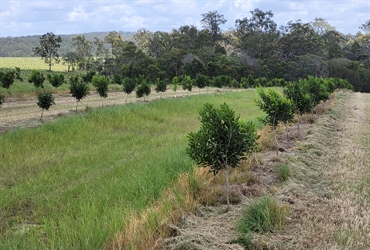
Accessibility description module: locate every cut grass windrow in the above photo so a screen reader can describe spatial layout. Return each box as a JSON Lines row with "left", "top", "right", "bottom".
{"left": 0, "top": 90, "right": 264, "bottom": 249}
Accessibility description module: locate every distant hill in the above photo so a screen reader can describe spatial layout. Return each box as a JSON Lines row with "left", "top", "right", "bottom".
{"left": 0, "top": 31, "right": 135, "bottom": 57}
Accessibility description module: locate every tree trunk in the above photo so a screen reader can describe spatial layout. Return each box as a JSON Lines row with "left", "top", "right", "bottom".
{"left": 285, "top": 124, "right": 289, "bottom": 142}
{"left": 225, "top": 164, "right": 230, "bottom": 207}
{"left": 274, "top": 127, "right": 278, "bottom": 156}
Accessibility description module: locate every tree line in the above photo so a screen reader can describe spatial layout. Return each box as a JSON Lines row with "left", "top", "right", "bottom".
{"left": 22, "top": 9, "right": 370, "bottom": 93}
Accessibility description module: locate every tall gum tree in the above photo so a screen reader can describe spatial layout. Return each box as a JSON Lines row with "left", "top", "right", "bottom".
{"left": 34, "top": 32, "right": 62, "bottom": 71}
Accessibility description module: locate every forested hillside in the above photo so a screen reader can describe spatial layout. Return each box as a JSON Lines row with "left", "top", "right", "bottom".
{"left": 0, "top": 32, "right": 134, "bottom": 57}
{"left": 1, "top": 9, "right": 370, "bottom": 92}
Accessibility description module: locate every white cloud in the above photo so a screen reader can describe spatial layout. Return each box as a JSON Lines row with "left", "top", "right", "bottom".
{"left": 1, "top": 0, "right": 369, "bottom": 37}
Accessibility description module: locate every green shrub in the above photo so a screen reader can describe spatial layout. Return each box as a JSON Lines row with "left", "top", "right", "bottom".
{"left": 28, "top": 70, "right": 45, "bottom": 88}
{"left": 0, "top": 70, "right": 16, "bottom": 89}
{"left": 239, "top": 196, "right": 288, "bottom": 233}
{"left": 37, "top": 91, "right": 55, "bottom": 118}
{"left": 48, "top": 73, "right": 65, "bottom": 88}
{"left": 92, "top": 74, "right": 109, "bottom": 99}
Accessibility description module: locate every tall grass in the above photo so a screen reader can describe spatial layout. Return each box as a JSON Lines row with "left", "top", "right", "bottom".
{"left": 0, "top": 90, "right": 263, "bottom": 249}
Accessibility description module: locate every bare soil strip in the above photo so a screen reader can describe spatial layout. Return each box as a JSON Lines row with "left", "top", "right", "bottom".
{"left": 159, "top": 91, "right": 370, "bottom": 249}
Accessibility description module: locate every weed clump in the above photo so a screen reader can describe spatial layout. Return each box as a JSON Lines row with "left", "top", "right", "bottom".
{"left": 277, "top": 164, "right": 291, "bottom": 182}
{"left": 238, "top": 196, "right": 288, "bottom": 234}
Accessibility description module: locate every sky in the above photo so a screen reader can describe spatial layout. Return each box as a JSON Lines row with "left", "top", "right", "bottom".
{"left": 1, "top": 0, "right": 370, "bottom": 37}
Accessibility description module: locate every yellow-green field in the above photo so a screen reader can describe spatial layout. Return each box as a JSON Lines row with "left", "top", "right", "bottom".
{"left": 0, "top": 57, "right": 68, "bottom": 71}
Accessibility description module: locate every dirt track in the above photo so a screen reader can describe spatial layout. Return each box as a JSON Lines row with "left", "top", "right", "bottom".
{"left": 0, "top": 87, "right": 221, "bottom": 133}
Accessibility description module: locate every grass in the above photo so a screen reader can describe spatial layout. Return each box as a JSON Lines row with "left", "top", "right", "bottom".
{"left": 0, "top": 90, "right": 264, "bottom": 249}
{"left": 238, "top": 196, "right": 288, "bottom": 234}
{"left": 277, "top": 163, "right": 291, "bottom": 182}
{"left": 0, "top": 57, "right": 68, "bottom": 71}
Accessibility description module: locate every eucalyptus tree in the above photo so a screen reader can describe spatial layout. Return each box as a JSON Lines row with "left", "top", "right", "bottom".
{"left": 279, "top": 20, "right": 323, "bottom": 60}
{"left": 72, "top": 35, "right": 93, "bottom": 70}
{"left": 34, "top": 32, "right": 62, "bottom": 71}
{"left": 235, "top": 8, "right": 278, "bottom": 59}
{"left": 201, "top": 10, "right": 227, "bottom": 41}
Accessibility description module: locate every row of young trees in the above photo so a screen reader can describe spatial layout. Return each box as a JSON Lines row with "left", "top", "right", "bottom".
{"left": 187, "top": 76, "right": 352, "bottom": 206}
{"left": 0, "top": 63, "right": 352, "bottom": 113}
{"left": 31, "top": 9, "right": 370, "bottom": 93}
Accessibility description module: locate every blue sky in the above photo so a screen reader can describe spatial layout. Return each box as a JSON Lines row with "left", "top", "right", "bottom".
{"left": 1, "top": 0, "right": 369, "bottom": 37}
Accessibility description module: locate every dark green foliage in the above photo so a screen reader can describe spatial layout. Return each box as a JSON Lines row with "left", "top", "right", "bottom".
{"left": 69, "top": 76, "right": 89, "bottom": 105}
{"left": 184, "top": 59, "right": 206, "bottom": 79}
{"left": 14, "top": 67, "right": 23, "bottom": 82}
{"left": 239, "top": 197, "right": 286, "bottom": 233}
{"left": 92, "top": 74, "right": 109, "bottom": 98}
{"left": 300, "top": 76, "right": 329, "bottom": 105}
{"left": 136, "top": 79, "right": 151, "bottom": 101}
{"left": 187, "top": 103, "right": 258, "bottom": 205}
{"left": 256, "top": 88, "right": 295, "bottom": 129}
{"left": 181, "top": 75, "right": 193, "bottom": 93}
{"left": 48, "top": 73, "right": 65, "bottom": 88}
{"left": 0, "top": 93, "right": 4, "bottom": 106}
{"left": 113, "top": 73, "right": 123, "bottom": 85}
{"left": 211, "top": 75, "right": 231, "bottom": 88}
{"left": 82, "top": 70, "right": 96, "bottom": 83}
{"left": 255, "top": 77, "right": 268, "bottom": 87}
{"left": 230, "top": 79, "right": 239, "bottom": 88}
{"left": 28, "top": 70, "right": 46, "bottom": 88}
{"left": 240, "top": 74, "right": 256, "bottom": 88}
{"left": 37, "top": 91, "right": 55, "bottom": 118}
{"left": 123, "top": 77, "right": 137, "bottom": 95}
{"left": 155, "top": 79, "right": 167, "bottom": 94}
{"left": 283, "top": 81, "right": 313, "bottom": 116}
{"left": 195, "top": 74, "right": 209, "bottom": 89}
{"left": 0, "top": 70, "right": 15, "bottom": 89}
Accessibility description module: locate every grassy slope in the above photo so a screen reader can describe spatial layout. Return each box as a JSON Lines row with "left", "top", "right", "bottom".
{"left": 0, "top": 90, "right": 265, "bottom": 249}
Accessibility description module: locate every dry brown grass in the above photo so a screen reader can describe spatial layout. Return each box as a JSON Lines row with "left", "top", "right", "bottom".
{"left": 105, "top": 158, "right": 258, "bottom": 250}
{"left": 256, "top": 126, "right": 276, "bottom": 151}
{"left": 263, "top": 91, "right": 370, "bottom": 249}
{"left": 105, "top": 173, "right": 197, "bottom": 250}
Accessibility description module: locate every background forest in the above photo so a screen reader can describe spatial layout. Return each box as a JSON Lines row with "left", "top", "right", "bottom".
{"left": 1, "top": 9, "right": 370, "bottom": 92}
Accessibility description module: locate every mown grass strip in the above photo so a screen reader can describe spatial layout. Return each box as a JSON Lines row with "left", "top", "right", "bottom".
{"left": 0, "top": 90, "right": 265, "bottom": 249}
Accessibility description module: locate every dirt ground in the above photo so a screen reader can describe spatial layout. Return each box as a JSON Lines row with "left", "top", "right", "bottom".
{"left": 158, "top": 91, "right": 370, "bottom": 249}
{"left": 0, "top": 87, "right": 224, "bottom": 134}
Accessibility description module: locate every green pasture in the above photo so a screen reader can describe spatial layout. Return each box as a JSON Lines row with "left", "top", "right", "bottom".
{"left": 0, "top": 90, "right": 265, "bottom": 249}
{"left": 0, "top": 57, "right": 68, "bottom": 71}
